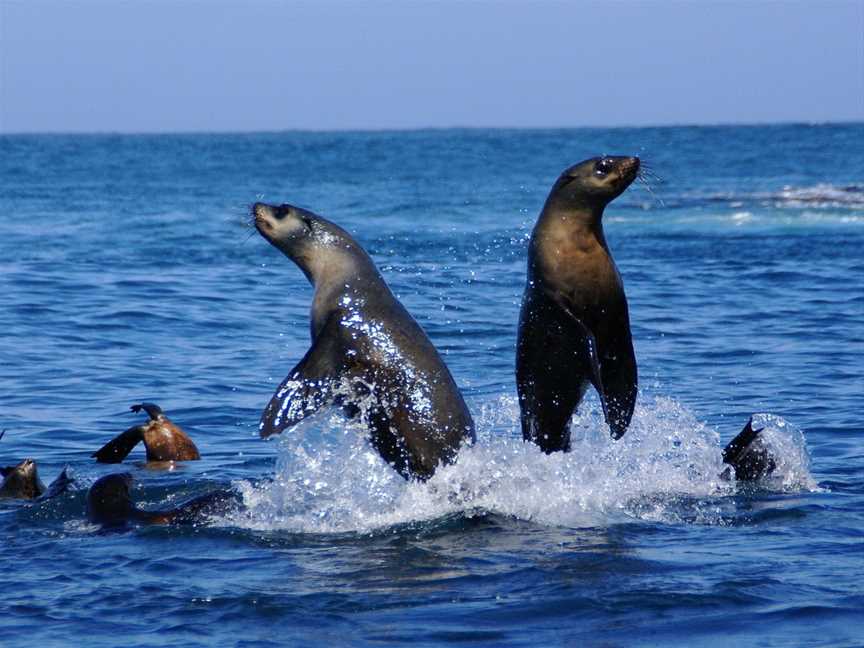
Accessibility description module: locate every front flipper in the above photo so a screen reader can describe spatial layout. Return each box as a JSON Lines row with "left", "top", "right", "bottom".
{"left": 557, "top": 305, "right": 611, "bottom": 426}
{"left": 92, "top": 425, "right": 145, "bottom": 463}
{"left": 259, "top": 314, "right": 345, "bottom": 438}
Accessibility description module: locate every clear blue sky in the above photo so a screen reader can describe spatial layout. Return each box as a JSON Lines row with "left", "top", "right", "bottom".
{"left": 1, "top": 0, "right": 861, "bottom": 133}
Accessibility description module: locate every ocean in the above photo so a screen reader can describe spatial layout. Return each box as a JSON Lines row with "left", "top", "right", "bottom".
{"left": 1, "top": 124, "right": 862, "bottom": 646}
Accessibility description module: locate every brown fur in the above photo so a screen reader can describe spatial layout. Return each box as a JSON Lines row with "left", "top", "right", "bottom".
{"left": 517, "top": 156, "right": 640, "bottom": 452}
{"left": 92, "top": 403, "right": 200, "bottom": 464}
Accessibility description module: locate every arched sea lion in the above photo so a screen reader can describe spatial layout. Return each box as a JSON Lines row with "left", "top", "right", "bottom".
{"left": 252, "top": 202, "right": 475, "bottom": 480}
{"left": 1, "top": 431, "right": 73, "bottom": 500}
{"left": 86, "top": 473, "right": 240, "bottom": 527}
{"left": 92, "top": 403, "right": 200, "bottom": 464}
{"left": 517, "top": 156, "right": 640, "bottom": 452}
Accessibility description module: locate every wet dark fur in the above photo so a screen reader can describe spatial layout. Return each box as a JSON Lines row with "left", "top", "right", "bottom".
{"left": 722, "top": 418, "right": 778, "bottom": 481}
{"left": 252, "top": 202, "right": 475, "bottom": 480}
{"left": 86, "top": 473, "right": 241, "bottom": 527}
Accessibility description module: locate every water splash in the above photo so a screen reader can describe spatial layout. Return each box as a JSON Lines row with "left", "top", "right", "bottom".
{"left": 225, "top": 394, "right": 817, "bottom": 534}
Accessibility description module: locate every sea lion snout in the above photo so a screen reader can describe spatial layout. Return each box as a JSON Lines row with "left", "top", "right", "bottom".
{"left": 252, "top": 202, "right": 311, "bottom": 242}
{"left": 618, "top": 156, "right": 640, "bottom": 180}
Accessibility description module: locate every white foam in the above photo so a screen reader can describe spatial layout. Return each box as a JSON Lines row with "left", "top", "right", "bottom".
{"left": 224, "top": 395, "right": 817, "bottom": 534}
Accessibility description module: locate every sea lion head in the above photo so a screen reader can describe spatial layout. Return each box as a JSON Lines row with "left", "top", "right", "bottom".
{"left": 86, "top": 472, "right": 136, "bottom": 525}
{"left": 252, "top": 202, "right": 370, "bottom": 283}
{"left": 550, "top": 156, "right": 640, "bottom": 210}
{"left": 0, "top": 458, "right": 43, "bottom": 499}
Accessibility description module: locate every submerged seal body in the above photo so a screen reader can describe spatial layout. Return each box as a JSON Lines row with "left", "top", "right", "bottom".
{"left": 253, "top": 202, "right": 475, "bottom": 480}
{"left": 92, "top": 403, "right": 200, "bottom": 464}
{"left": 517, "top": 156, "right": 640, "bottom": 452}
{"left": 86, "top": 473, "right": 239, "bottom": 527}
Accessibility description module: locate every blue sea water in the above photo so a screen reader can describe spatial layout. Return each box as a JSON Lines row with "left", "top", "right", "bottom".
{"left": 1, "top": 124, "right": 862, "bottom": 647}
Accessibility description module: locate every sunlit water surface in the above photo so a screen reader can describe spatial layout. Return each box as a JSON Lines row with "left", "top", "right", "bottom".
{"left": 1, "top": 125, "right": 862, "bottom": 646}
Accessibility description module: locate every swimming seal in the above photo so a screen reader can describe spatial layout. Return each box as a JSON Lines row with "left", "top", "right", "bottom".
{"left": 1, "top": 431, "right": 73, "bottom": 500}
{"left": 86, "top": 473, "right": 240, "bottom": 527}
{"left": 92, "top": 403, "right": 200, "bottom": 464}
{"left": 252, "top": 202, "right": 475, "bottom": 480}
{"left": 517, "top": 156, "right": 640, "bottom": 452}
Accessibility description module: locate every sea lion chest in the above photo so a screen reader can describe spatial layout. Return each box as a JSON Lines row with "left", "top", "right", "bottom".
{"left": 530, "top": 218, "right": 625, "bottom": 318}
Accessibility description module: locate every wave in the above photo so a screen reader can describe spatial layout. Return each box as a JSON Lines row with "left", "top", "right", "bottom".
{"left": 772, "top": 184, "right": 864, "bottom": 208}
{"left": 623, "top": 183, "right": 864, "bottom": 213}
{"left": 223, "top": 395, "right": 817, "bottom": 535}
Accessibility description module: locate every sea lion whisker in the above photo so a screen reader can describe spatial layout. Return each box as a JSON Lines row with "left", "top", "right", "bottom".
{"left": 636, "top": 174, "right": 666, "bottom": 207}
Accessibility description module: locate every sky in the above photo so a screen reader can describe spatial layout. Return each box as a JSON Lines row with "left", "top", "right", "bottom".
{"left": 0, "top": 0, "right": 862, "bottom": 133}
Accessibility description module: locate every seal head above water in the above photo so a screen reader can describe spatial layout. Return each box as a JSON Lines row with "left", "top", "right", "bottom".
{"left": 0, "top": 431, "right": 73, "bottom": 500}
{"left": 252, "top": 202, "right": 475, "bottom": 480}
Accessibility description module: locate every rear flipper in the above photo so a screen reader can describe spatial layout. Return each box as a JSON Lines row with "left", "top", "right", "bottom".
{"left": 130, "top": 403, "right": 164, "bottom": 420}
{"left": 39, "top": 467, "right": 73, "bottom": 501}
{"left": 92, "top": 426, "right": 145, "bottom": 463}
{"left": 722, "top": 418, "right": 777, "bottom": 481}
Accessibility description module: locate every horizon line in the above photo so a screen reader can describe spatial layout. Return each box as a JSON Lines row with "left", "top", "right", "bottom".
{"left": 1, "top": 118, "right": 862, "bottom": 137}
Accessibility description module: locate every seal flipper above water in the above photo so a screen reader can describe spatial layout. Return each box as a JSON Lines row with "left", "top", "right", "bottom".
{"left": 39, "top": 467, "right": 73, "bottom": 501}
{"left": 722, "top": 418, "right": 777, "bottom": 481}
{"left": 130, "top": 403, "right": 164, "bottom": 420}
{"left": 92, "top": 424, "right": 146, "bottom": 463}
{"left": 260, "top": 313, "right": 345, "bottom": 438}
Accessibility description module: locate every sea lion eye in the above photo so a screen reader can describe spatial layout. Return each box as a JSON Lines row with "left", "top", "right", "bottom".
{"left": 594, "top": 159, "right": 614, "bottom": 176}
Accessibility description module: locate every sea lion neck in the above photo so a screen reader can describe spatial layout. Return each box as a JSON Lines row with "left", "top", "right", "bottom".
{"left": 535, "top": 201, "right": 610, "bottom": 251}
{"left": 309, "top": 257, "right": 388, "bottom": 339}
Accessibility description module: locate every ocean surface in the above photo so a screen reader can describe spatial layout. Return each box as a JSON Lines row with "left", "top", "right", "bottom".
{"left": 1, "top": 124, "right": 862, "bottom": 647}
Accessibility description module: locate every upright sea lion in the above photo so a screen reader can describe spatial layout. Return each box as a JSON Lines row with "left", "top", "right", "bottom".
{"left": 252, "top": 202, "right": 475, "bottom": 480}
{"left": 1, "top": 432, "right": 73, "bottom": 500}
{"left": 92, "top": 403, "right": 200, "bottom": 464}
{"left": 517, "top": 156, "right": 640, "bottom": 452}
{"left": 86, "top": 473, "right": 240, "bottom": 527}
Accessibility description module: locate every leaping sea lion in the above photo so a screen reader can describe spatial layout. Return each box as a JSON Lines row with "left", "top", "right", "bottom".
{"left": 252, "top": 202, "right": 475, "bottom": 480}
{"left": 0, "top": 431, "right": 73, "bottom": 500}
{"left": 86, "top": 473, "right": 240, "bottom": 527}
{"left": 517, "top": 156, "right": 640, "bottom": 452}
{"left": 92, "top": 403, "right": 200, "bottom": 464}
